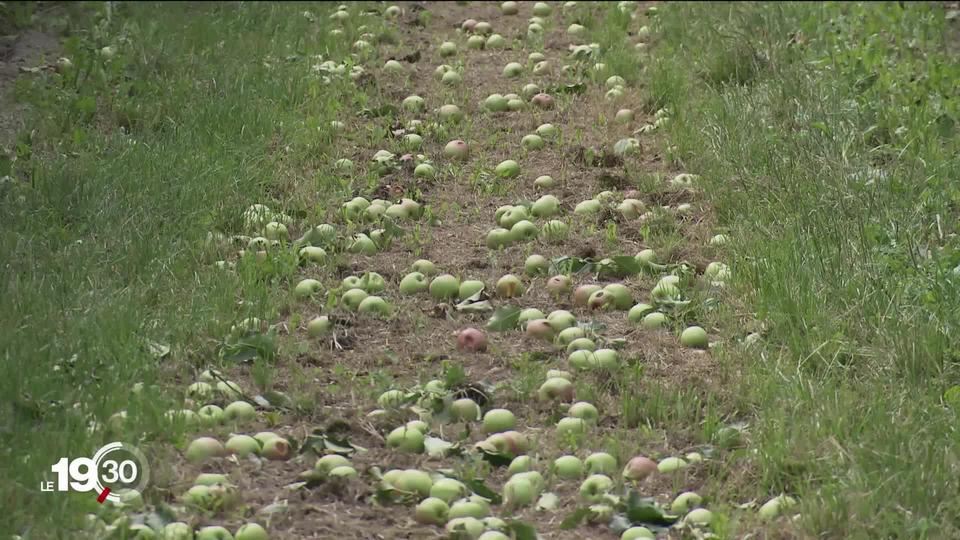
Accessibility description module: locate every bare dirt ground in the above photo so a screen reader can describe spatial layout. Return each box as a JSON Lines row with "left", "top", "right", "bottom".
{"left": 0, "top": 26, "right": 58, "bottom": 150}
{"left": 131, "top": 2, "right": 739, "bottom": 539}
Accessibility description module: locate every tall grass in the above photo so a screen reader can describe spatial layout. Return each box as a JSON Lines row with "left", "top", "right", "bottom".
{"left": 0, "top": 2, "right": 377, "bottom": 535}
{"left": 604, "top": 2, "right": 960, "bottom": 537}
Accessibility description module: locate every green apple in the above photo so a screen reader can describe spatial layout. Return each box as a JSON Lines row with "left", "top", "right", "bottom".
{"left": 671, "top": 491, "right": 703, "bottom": 514}
{"left": 568, "top": 23, "right": 586, "bottom": 37}
{"left": 521, "top": 134, "right": 545, "bottom": 150}
{"left": 466, "top": 34, "right": 486, "bottom": 49}
{"left": 568, "top": 401, "right": 599, "bottom": 423}
{"left": 621, "top": 526, "right": 655, "bottom": 540}
{"left": 400, "top": 272, "right": 429, "bottom": 294}
{"left": 615, "top": 109, "right": 635, "bottom": 124}
{"left": 759, "top": 494, "right": 797, "bottom": 520}
{"left": 503, "top": 477, "right": 535, "bottom": 507}
{"left": 430, "top": 478, "right": 468, "bottom": 503}
{"left": 531, "top": 195, "right": 560, "bottom": 218}
{"left": 498, "top": 205, "right": 529, "bottom": 228}
{"left": 387, "top": 426, "right": 425, "bottom": 453}
{"left": 397, "top": 469, "right": 433, "bottom": 496}
{"left": 574, "top": 199, "right": 602, "bottom": 215}
{"left": 223, "top": 401, "right": 256, "bottom": 422}
{"left": 438, "top": 41, "right": 457, "bottom": 57}
{"left": 503, "top": 62, "right": 523, "bottom": 77}
{"left": 686, "top": 452, "right": 704, "bottom": 463}
{"left": 482, "top": 408, "right": 516, "bottom": 434}
{"left": 501, "top": 1, "right": 519, "bottom": 14}
{"left": 235, "top": 523, "right": 268, "bottom": 540}
{"left": 573, "top": 284, "right": 601, "bottom": 306}
{"left": 438, "top": 104, "right": 463, "bottom": 123}
{"left": 685, "top": 508, "right": 714, "bottom": 526}
{"left": 547, "top": 309, "right": 576, "bottom": 330}
{"left": 383, "top": 59, "right": 405, "bottom": 74}
{"left": 495, "top": 274, "right": 525, "bottom": 298}
{"left": 618, "top": 198, "right": 645, "bottom": 219}
{"left": 377, "top": 389, "right": 406, "bottom": 408}
{"left": 162, "top": 522, "right": 194, "bottom": 540}
{"left": 486, "top": 227, "right": 513, "bottom": 249}
{"left": 602, "top": 283, "right": 633, "bottom": 309}
{"left": 358, "top": 296, "right": 392, "bottom": 317}
{"left": 510, "top": 220, "right": 538, "bottom": 242}
{"left": 507, "top": 98, "right": 525, "bottom": 111}
{"left": 641, "top": 311, "right": 668, "bottom": 329}
{"left": 485, "top": 93, "right": 509, "bottom": 112}
{"left": 518, "top": 308, "right": 546, "bottom": 326}
{"left": 403, "top": 94, "right": 426, "bottom": 111}
{"left": 197, "top": 405, "right": 224, "bottom": 426}
{"left": 553, "top": 455, "right": 584, "bottom": 479}
{"left": 459, "top": 280, "right": 486, "bottom": 300}
{"left": 414, "top": 163, "right": 436, "bottom": 179}
{"left": 590, "top": 349, "right": 619, "bottom": 369}
{"left": 534, "top": 175, "right": 555, "bottom": 188}
{"left": 584, "top": 452, "right": 617, "bottom": 475}
{"left": 680, "top": 326, "right": 709, "bottom": 348}
{"left": 415, "top": 497, "right": 450, "bottom": 525}
{"left": 536, "top": 123, "right": 558, "bottom": 138}
{"left": 528, "top": 52, "right": 546, "bottom": 64}
{"left": 445, "top": 517, "right": 484, "bottom": 538}
{"left": 449, "top": 498, "right": 488, "bottom": 519}
{"left": 532, "top": 1, "right": 552, "bottom": 15}
{"left": 657, "top": 456, "right": 687, "bottom": 473}
{"left": 507, "top": 455, "right": 534, "bottom": 476}
{"left": 486, "top": 33, "right": 506, "bottom": 48}
{"left": 341, "top": 288, "right": 369, "bottom": 311}
{"left": 196, "top": 527, "right": 233, "bottom": 540}
{"left": 479, "top": 532, "right": 509, "bottom": 540}
{"left": 225, "top": 435, "right": 260, "bottom": 457}
{"left": 565, "top": 337, "right": 595, "bottom": 353}
{"left": 524, "top": 254, "right": 549, "bottom": 276}
{"left": 194, "top": 473, "right": 229, "bottom": 486}
{"left": 568, "top": 350, "right": 594, "bottom": 370}
{"left": 412, "top": 259, "right": 437, "bottom": 275}
{"left": 360, "top": 272, "right": 386, "bottom": 293}
{"left": 556, "top": 416, "right": 588, "bottom": 437}
{"left": 451, "top": 398, "right": 481, "bottom": 422}
{"left": 294, "top": 279, "right": 322, "bottom": 299}
{"left": 299, "top": 246, "right": 326, "bottom": 263}
{"left": 316, "top": 454, "right": 351, "bottom": 475}
{"left": 579, "top": 474, "right": 613, "bottom": 502}
{"left": 555, "top": 326, "right": 586, "bottom": 346}
{"left": 348, "top": 233, "right": 377, "bottom": 254}
{"left": 521, "top": 83, "right": 540, "bottom": 99}
{"left": 441, "top": 70, "right": 462, "bottom": 85}
{"left": 628, "top": 303, "right": 654, "bottom": 323}
{"left": 537, "top": 377, "right": 574, "bottom": 402}
{"left": 430, "top": 274, "right": 461, "bottom": 300}
{"left": 651, "top": 280, "right": 681, "bottom": 303}
{"left": 494, "top": 160, "right": 521, "bottom": 178}
{"left": 261, "top": 437, "right": 291, "bottom": 460}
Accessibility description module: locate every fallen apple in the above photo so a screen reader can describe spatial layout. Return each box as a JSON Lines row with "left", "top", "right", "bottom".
{"left": 430, "top": 274, "right": 461, "bottom": 300}
{"left": 621, "top": 526, "right": 655, "bottom": 540}
{"left": 518, "top": 308, "right": 546, "bottom": 325}
{"left": 341, "top": 288, "right": 369, "bottom": 311}
{"left": 444, "top": 140, "right": 469, "bottom": 160}
{"left": 483, "top": 408, "right": 516, "bottom": 434}
{"left": 486, "top": 227, "right": 513, "bottom": 250}
{"left": 494, "top": 159, "right": 521, "bottom": 178}
{"left": 235, "top": 523, "right": 268, "bottom": 540}
{"left": 685, "top": 508, "right": 714, "bottom": 526}
{"left": 438, "top": 104, "right": 463, "bottom": 123}
{"left": 196, "top": 526, "right": 233, "bottom": 540}
{"left": 579, "top": 474, "right": 613, "bottom": 502}
{"left": 680, "top": 326, "right": 709, "bottom": 349}
{"left": 225, "top": 435, "right": 260, "bottom": 457}
{"left": 521, "top": 134, "right": 545, "bottom": 150}
{"left": 553, "top": 455, "right": 584, "bottom": 479}
{"left": 438, "top": 41, "right": 457, "bottom": 57}
{"left": 224, "top": 401, "right": 256, "bottom": 423}
{"left": 198, "top": 405, "right": 224, "bottom": 426}
{"left": 457, "top": 327, "right": 488, "bottom": 352}
{"left": 474, "top": 21, "right": 493, "bottom": 34}
{"left": 503, "top": 477, "right": 535, "bottom": 507}
{"left": 556, "top": 326, "right": 586, "bottom": 347}
{"left": 495, "top": 274, "right": 525, "bottom": 298}
{"left": 541, "top": 219, "right": 569, "bottom": 242}
{"left": 185, "top": 437, "right": 225, "bottom": 462}
{"left": 556, "top": 416, "right": 588, "bottom": 437}
{"left": 574, "top": 199, "right": 602, "bottom": 214}
{"left": 261, "top": 437, "right": 291, "bottom": 460}
{"left": 573, "top": 284, "right": 602, "bottom": 306}
{"left": 503, "top": 62, "right": 523, "bottom": 77}
{"left": 525, "top": 319, "right": 555, "bottom": 341}
{"left": 641, "top": 311, "right": 667, "bottom": 329}
{"left": 537, "top": 377, "right": 575, "bottom": 402}
{"left": 402, "top": 95, "right": 426, "bottom": 112}
{"left": 316, "top": 454, "right": 351, "bottom": 475}
{"left": 431, "top": 478, "right": 468, "bottom": 503}
{"left": 449, "top": 498, "right": 488, "bottom": 519}
{"left": 530, "top": 93, "right": 554, "bottom": 109}
{"left": 584, "top": 452, "right": 617, "bottom": 475}
{"left": 358, "top": 295, "right": 392, "bottom": 317}
{"left": 568, "top": 401, "right": 599, "bottom": 424}
{"left": 396, "top": 469, "right": 432, "bottom": 496}
{"left": 466, "top": 34, "right": 486, "bottom": 49}
{"left": 615, "top": 108, "right": 635, "bottom": 124}
{"left": 294, "top": 279, "right": 323, "bottom": 299}
{"left": 590, "top": 349, "right": 619, "bottom": 369}
{"left": 445, "top": 517, "right": 484, "bottom": 539}
{"left": 671, "top": 491, "right": 703, "bottom": 514}
{"left": 163, "top": 523, "right": 194, "bottom": 540}
{"left": 759, "top": 494, "right": 797, "bottom": 520}
{"left": 501, "top": 1, "right": 519, "bottom": 15}
{"left": 524, "top": 254, "right": 549, "bottom": 275}
{"left": 414, "top": 162, "right": 436, "bottom": 179}
{"left": 412, "top": 259, "right": 438, "bottom": 275}
{"left": 415, "top": 497, "right": 450, "bottom": 525}
{"left": 486, "top": 33, "right": 506, "bottom": 48}
{"left": 451, "top": 398, "right": 482, "bottom": 422}
{"left": 568, "top": 23, "right": 586, "bottom": 37}
{"left": 507, "top": 455, "right": 534, "bottom": 476}
{"left": 531, "top": 194, "right": 560, "bottom": 217}
{"left": 547, "top": 309, "right": 576, "bottom": 330}
{"left": 622, "top": 455, "right": 657, "bottom": 481}
{"left": 400, "top": 272, "right": 429, "bottom": 295}
{"left": 532, "top": 1, "right": 552, "bottom": 16}
{"left": 485, "top": 93, "right": 509, "bottom": 112}
{"left": 565, "top": 337, "right": 596, "bottom": 353}
{"left": 657, "top": 456, "right": 687, "bottom": 473}
{"left": 627, "top": 303, "right": 654, "bottom": 323}
{"left": 479, "top": 532, "right": 509, "bottom": 540}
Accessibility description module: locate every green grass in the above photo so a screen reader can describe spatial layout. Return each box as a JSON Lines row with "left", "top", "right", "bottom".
{"left": 0, "top": 2, "right": 390, "bottom": 535}
{"left": 595, "top": 1, "right": 960, "bottom": 537}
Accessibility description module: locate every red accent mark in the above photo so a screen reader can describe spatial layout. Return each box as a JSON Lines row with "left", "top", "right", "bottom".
{"left": 97, "top": 487, "right": 110, "bottom": 503}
